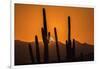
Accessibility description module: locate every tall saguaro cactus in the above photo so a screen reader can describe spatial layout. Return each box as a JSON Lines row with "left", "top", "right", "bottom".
{"left": 35, "top": 35, "right": 40, "bottom": 63}
{"left": 28, "top": 44, "right": 34, "bottom": 64}
{"left": 66, "top": 16, "right": 72, "bottom": 61}
{"left": 67, "top": 16, "right": 71, "bottom": 51}
{"left": 41, "top": 8, "right": 50, "bottom": 63}
{"left": 54, "top": 27, "right": 60, "bottom": 62}
{"left": 68, "top": 16, "right": 71, "bottom": 43}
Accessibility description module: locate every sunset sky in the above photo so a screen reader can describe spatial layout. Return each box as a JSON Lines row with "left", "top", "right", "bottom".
{"left": 15, "top": 4, "right": 94, "bottom": 45}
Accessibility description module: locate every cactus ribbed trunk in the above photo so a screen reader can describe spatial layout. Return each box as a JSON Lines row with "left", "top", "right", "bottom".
{"left": 54, "top": 27, "right": 60, "bottom": 62}
{"left": 28, "top": 44, "right": 34, "bottom": 64}
{"left": 35, "top": 35, "right": 40, "bottom": 63}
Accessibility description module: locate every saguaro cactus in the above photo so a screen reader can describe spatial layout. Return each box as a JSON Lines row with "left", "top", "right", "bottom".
{"left": 35, "top": 35, "right": 40, "bottom": 63}
{"left": 43, "top": 8, "right": 47, "bottom": 36}
{"left": 54, "top": 27, "right": 60, "bottom": 62}
{"left": 67, "top": 16, "right": 71, "bottom": 51}
{"left": 41, "top": 8, "right": 51, "bottom": 63}
{"left": 68, "top": 16, "right": 71, "bottom": 43}
{"left": 28, "top": 43, "right": 34, "bottom": 64}
{"left": 66, "top": 16, "right": 72, "bottom": 61}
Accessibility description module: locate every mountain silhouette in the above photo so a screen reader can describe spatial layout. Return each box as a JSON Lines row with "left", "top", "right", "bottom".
{"left": 15, "top": 40, "right": 94, "bottom": 65}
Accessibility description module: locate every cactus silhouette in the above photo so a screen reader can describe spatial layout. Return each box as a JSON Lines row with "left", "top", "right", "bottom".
{"left": 43, "top": 8, "right": 47, "bottom": 36}
{"left": 41, "top": 8, "right": 51, "bottom": 63}
{"left": 66, "top": 16, "right": 76, "bottom": 61}
{"left": 66, "top": 16, "right": 72, "bottom": 61}
{"left": 68, "top": 16, "right": 71, "bottom": 43}
{"left": 67, "top": 16, "right": 71, "bottom": 50}
{"left": 28, "top": 43, "right": 34, "bottom": 64}
{"left": 54, "top": 27, "right": 60, "bottom": 62}
{"left": 35, "top": 35, "right": 40, "bottom": 63}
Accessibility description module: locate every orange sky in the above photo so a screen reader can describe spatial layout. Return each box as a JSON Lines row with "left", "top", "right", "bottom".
{"left": 15, "top": 4, "right": 94, "bottom": 45}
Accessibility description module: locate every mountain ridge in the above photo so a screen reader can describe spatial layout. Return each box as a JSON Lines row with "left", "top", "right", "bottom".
{"left": 15, "top": 40, "right": 94, "bottom": 65}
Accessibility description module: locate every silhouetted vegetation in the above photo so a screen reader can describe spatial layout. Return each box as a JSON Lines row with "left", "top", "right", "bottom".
{"left": 41, "top": 8, "right": 50, "bottom": 63}
{"left": 15, "top": 8, "right": 94, "bottom": 65}
{"left": 35, "top": 35, "right": 40, "bottom": 63}
{"left": 54, "top": 27, "right": 60, "bottom": 62}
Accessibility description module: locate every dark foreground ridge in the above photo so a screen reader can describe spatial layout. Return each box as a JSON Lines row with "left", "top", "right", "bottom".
{"left": 15, "top": 40, "right": 94, "bottom": 65}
